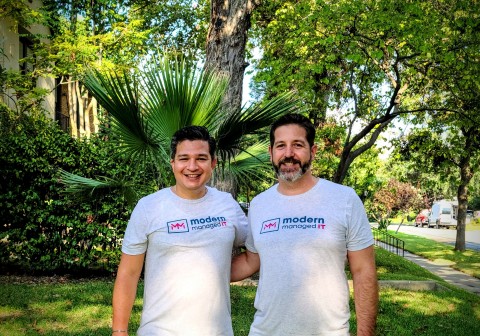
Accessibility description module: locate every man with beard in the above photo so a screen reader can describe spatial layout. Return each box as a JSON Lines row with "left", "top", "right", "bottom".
{"left": 231, "top": 113, "right": 378, "bottom": 336}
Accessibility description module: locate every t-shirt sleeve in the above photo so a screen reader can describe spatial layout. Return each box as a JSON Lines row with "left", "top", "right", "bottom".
{"left": 233, "top": 200, "right": 249, "bottom": 247}
{"left": 122, "top": 200, "right": 149, "bottom": 255}
{"left": 346, "top": 189, "right": 374, "bottom": 251}
{"left": 244, "top": 209, "right": 257, "bottom": 253}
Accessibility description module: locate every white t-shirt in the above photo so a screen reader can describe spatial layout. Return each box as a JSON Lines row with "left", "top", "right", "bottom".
{"left": 245, "top": 179, "right": 373, "bottom": 336}
{"left": 122, "top": 186, "right": 248, "bottom": 336}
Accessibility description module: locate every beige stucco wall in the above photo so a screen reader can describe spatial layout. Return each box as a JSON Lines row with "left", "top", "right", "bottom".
{"left": 0, "top": 0, "right": 56, "bottom": 119}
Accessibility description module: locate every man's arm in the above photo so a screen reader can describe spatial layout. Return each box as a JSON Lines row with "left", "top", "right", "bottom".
{"left": 231, "top": 250, "right": 260, "bottom": 282}
{"left": 112, "top": 253, "right": 145, "bottom": 334}
{"left": 347, "top": 245, "right": 378, "bottom": 336}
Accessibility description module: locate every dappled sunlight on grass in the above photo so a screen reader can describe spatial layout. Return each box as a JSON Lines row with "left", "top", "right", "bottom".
{"left": 383, "top": 290, "right": 459, "bottom": 315}
{"left": 377, "top": 266, "right": 389, "bottom": 275}
{"left": 375, "top": 288, "right": 480, "bottom": 335}
{"left": 1, "top": 264, "right": 479, "bottom": 336}
{"left": 374, "top": 248, "right": 443, "bottom": 281}
{"left": 28, "top": 299, "right": 113, "bottom": 333}
{"left": 0, "top": 307, "right": 24, "bottom": 320}
{"left": 0, "top": 280, "right": 117, "bottom": 335}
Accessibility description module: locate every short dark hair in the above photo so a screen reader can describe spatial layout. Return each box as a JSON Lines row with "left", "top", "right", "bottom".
{"left": 170, "top": 126, "right": 216, "bottom": 159}
{"left": 270, "top": 113, "right": 315, "bottom": 147}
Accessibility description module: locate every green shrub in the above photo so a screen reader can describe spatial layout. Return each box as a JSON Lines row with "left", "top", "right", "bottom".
{"left": 0, "top": 107, "right": 144, "bottom": 274}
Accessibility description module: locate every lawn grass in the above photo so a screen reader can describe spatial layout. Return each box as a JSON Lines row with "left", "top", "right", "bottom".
{"left": 386, "top": 229, "right": 480, "bottom": 279}
{"left": 466, "top": 220, "right": 480, "bottom": 231}
{"left": 1, "top": 242, "right": 479, "bottom": 335}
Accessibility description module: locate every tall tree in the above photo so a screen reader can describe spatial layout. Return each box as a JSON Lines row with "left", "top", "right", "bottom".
{"left": 405, "top": 0, "right": 480, "bottom": 251}
{"left": 250, "top": 0, "right": 479, "bottom": 184}
{"left": 128, "top": 0, "right": 210, "bottom": 61}
{"left": 38, "top": 0, "right": 149, "bottom": 138}
{"left": 205, "top": 0, "right": 259, "bottom": 113}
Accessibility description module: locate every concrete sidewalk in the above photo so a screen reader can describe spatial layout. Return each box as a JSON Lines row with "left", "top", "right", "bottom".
{"left": 402, "top": 249, "right": 480, "bottom": 295}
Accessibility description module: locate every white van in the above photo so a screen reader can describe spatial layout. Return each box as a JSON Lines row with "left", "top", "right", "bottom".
{"left": 428, "top": 200, "right": 458, "bottom": 229}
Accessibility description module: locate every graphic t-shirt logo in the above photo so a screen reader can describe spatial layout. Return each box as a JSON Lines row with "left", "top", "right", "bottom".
{"left": 260, "top": 218, "right": 280, "bottom": 234}
{"left": 167, "top": 219, "right": 189, "bottom": 233}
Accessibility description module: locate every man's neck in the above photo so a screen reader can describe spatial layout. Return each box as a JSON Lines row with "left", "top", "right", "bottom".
{"left": 171, "top": 185, "right": 208, "bottom": 200}
{"left": 276, "top": 173, "right": 318, "bottom": 196}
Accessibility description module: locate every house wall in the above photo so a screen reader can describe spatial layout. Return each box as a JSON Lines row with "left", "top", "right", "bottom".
{"left": 0, "top": 0, "right": 56, "bottom": 119}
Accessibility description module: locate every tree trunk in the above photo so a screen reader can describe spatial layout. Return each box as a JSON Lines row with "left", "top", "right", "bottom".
{"left": 75, "top": 81, "right": 86, "bottom": 138}
{"left": 205, "top": 0, "right": 258, "bottom": 114}
{"left": 91, "top": 97, "right": 99, "bottom": 134}
{"left": 455, "top": 133, "right": 474, "bottom": 251}
{"left": 67, "top": 78, "right": 78, "bottom": 138}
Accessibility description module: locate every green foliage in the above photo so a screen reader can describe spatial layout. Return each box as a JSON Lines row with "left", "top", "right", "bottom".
{"left": 0, "top": 67, "right": 49, "bottom": 114}
{"left": 311, "top": 120, "right": 345, "bottom": 179}
{"left": 366, "top": 179, "right": 423, "bottom": 226}
{"left": 390, "top": 130, "right": 460, "bottom": 202}
{"left": 0, "top": 107, "right": 139, "bottom": 274}
{"left": 62, "top": 55, "right": 301, "bottom": 200}
{"left": 128, "top": 0, "right": 209, "bottom": 61}
{"left": 250, "top": 0, "right": 480, "bottom": 184}
{"left": 0, "top": 0, "right": 44, "bottom": 27}
{"left": 377, "top": 218, "right": 391, "bottom": 231}
{"left": 469, "top": 195, "right": 480, "bottom": 211}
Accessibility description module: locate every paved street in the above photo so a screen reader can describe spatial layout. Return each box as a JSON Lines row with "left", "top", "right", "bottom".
{"left": 388, "top": 224, "right": 480, "bottom": 251}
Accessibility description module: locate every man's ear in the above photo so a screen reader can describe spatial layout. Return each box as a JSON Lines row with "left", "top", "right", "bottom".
{"left": 268, "top": 146, "right": 273, "bottom": 159}
{"left": 211, "top": 157, "right": 218, "bottom": 169}
{"left": 311, "top": 144, "right": 318, "bottom": 157}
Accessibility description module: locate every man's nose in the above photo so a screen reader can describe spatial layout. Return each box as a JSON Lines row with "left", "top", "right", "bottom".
{"left": 187, "top": 159, "right": 198, "bottom": 170}
{"left": 284, "top": 145, "right": 294, "bottom": 157}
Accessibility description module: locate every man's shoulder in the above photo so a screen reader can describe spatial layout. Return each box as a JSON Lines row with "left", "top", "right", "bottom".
{"left": 318, "top": 178, "right": 355, "bottom": 193}
{"left": 137, "top": 187, "right": 170, "bottom": 205}
{"left": 206, "top": 186, "right": 239, "bottom": 204}
{"left": 250, "top": 184, "right": 278, "bottom": 204}
{"left": 316, "top": 179, "right": 361, "bottom": 205}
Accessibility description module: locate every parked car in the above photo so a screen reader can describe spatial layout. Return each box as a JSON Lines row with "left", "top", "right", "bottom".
{"left": 414, "top": 209, "right": 430, "bottom": 227}
{"left": 428, "top": 199, "right": 458, "bottom": 229}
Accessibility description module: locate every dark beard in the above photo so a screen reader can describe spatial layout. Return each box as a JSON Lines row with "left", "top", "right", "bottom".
{"left": 273, "top": 157, "right": 312, "bottom": 182}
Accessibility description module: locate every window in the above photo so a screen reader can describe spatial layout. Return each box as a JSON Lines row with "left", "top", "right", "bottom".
{"left": 18, "top": 27, "right": 35, "bottom": 75}
{"left": 19, "top": 36, "right": 34, "bottom": 74}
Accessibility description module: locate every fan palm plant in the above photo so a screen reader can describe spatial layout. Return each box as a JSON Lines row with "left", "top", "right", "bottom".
{"left": 61, "top": 55, "right": 302, "bottom": 204}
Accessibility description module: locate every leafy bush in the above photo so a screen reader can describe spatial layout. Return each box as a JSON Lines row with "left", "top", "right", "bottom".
{"left": 0, "top": 107, "right": 143, "bottom": 274}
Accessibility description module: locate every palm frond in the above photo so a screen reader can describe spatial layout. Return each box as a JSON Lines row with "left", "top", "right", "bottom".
{"left": 83, "top": 70, "right": 165, "bottom": 163}
{"left": 59, "top": 169, "right": 139, "bottom": 206}
{"left": 141, "top": 56, "right": 229, "bottom": 143}
{"left": 224, "top": 142, "right": 272, "bottom": 183}
{"left": 215, "top": 91, "right": 303, "bottom": 161}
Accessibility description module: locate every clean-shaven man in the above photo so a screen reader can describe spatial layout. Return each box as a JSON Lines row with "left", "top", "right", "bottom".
{"left": 113, "top": 126, "right": 248, "bottom": 335}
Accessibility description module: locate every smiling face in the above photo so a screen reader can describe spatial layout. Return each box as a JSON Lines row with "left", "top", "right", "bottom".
{"left": 170, "top": 140, "right": 217, "bottom": 199}
{"left": 269, "top": 124, "right": 317, "bottom": 183}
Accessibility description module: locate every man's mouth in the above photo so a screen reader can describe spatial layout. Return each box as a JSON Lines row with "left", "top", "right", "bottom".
{"left": 279, "top": 158, "right": 301, "bottom": 167}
